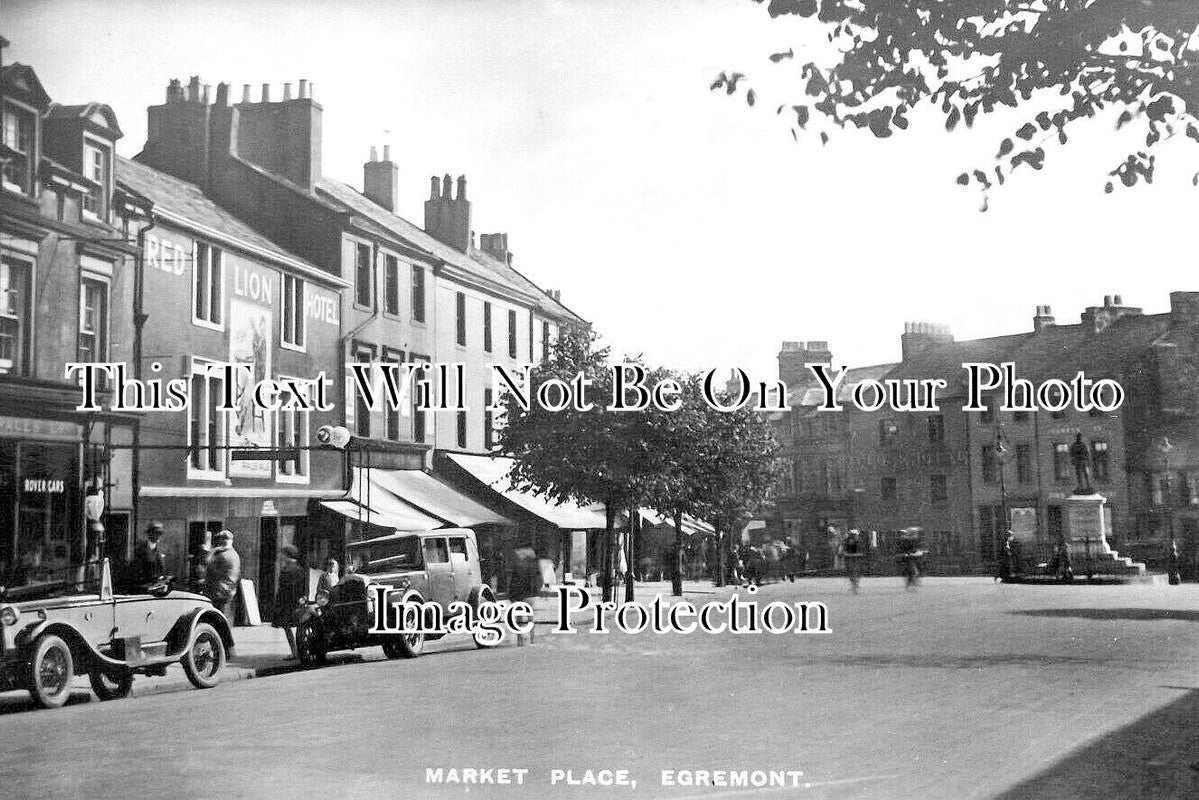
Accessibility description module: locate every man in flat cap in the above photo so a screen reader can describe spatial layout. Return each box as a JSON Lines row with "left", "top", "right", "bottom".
{"left": 205, "top": 529, "right": 241, "bottom": 622}
{"left": 131, "top": 521, "right": 167, "bottom": 591}
{"left": 273, "top": 544, "right": 307, "bottom": 658}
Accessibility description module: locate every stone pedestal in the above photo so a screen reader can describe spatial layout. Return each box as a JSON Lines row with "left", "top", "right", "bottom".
{"left": 1063, "top": 493, "right": 1146, "bottom": 577}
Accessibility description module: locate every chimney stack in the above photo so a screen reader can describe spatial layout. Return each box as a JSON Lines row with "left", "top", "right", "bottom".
{"left": 480, "top": 233, "right": 510, "bottom": 263}
{"left": 778, "top": 340, "right": 833, "bottom": 389}
{"left": 425, "top": 173, "right": 472, "bottom": 251}
{"left": 1169, "top": 291, "right": 1199, "bottom": 328}
{"left": 1033, "top": 304, "right": 1055, "bottom": 332}
{"left": 900, "top": 322, "right": 954, "bottom": 361}
{"left": 364, "top": 145, "right": 399, "bottom": 212}
{"left": 1082, "top": 293, "right": 1141, "bottom": 333}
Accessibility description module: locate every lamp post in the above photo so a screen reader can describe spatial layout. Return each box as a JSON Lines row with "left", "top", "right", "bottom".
{"left": 1155, "top": 436, "right": 1180, "bottom": 583}
{"left": 993, "top": 425, "right": 1011, "bottom": 567}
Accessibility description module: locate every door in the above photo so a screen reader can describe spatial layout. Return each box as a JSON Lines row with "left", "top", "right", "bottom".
{"left": 422, "top": 536, "right": 453, "bottom": 605}
{"left": 447, "top": 535, "right": 473, "bottom": 601}
{"left": 258, "top": 517, "right": 278, "bottom": 622}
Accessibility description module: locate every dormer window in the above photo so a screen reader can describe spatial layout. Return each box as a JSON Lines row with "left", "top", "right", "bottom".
{"left": 81, "top": 137, "right": 111, "bottom": 220}
{"left": 1, "top": 102, "right": 35, "bottom": 195}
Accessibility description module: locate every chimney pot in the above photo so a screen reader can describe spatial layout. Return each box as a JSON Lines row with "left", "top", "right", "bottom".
{"left": 242, "top": 84, "right": 251, "bottom": 103}
{"left": 261, "top": 83, "right": 271, "bottom": 103}
{"left": 215, "top": 82, "right": 229, "bottom": 106}
{"left": 1114, "top": 294, "right": 1123, "bottom": 305}
{"left": 299, "top": 79, "right": 308, "bottom": 98}
{"left": 442, "top": 174, "right": 452, "bottom": 198}
{"left": 383, "top": 144, "right": 390, "bottom": 162}
{"left": 1104, "top": 294, "right": 1112, "bottom": 307}
{"left": 456, "top": 175, "right": 467, "bottom": 201}
{"left": 430, "top": 176, "right": 440, "bottom": 199}
{"left": 370, "top": 146, "right": 378, "bottom": 162}
{"left": 283, "top": 82, "right": 292, "bottom": 101}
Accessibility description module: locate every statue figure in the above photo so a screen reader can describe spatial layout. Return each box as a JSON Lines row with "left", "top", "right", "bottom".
{"left": 1069, "top": 432, "right": 1093, "bottom": 495}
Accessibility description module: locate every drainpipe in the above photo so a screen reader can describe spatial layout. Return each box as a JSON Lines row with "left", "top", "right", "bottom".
{"left": 131, "top": 213, "right": 156, "bottom": 548}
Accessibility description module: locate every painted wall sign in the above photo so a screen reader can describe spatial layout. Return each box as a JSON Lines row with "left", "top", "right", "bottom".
{"left": 233, "top": 264, "right": 274, "bottom": 306}
{"left": 144, "top": 232, "right": 188, "bottom": 276}
{"left": 304, "top": 285, "right": 339, "bottom": 326}
{"left": 23, "top": 478, "right": 65, "bottom": 494}
{"left": 0, "top": 416, "right": 81, "bottom": 440}
{"left": 228, "top": 298, "right": 273, "bottom": 477}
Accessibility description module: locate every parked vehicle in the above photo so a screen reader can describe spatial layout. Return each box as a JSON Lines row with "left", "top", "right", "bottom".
{"left": 296, "top": 528, "right": 495, "bottom": 667}
{"left": 0, "top": 559, "right": 233, "bottom": 709}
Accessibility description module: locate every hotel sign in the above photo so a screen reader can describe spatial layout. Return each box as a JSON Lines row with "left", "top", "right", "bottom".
{"left": 0, "top": 416, "right": 81, "bottom": 440}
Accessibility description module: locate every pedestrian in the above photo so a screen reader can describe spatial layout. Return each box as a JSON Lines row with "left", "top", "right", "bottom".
{"left": 842, "top": 529, "right": 864, "bottom": 593}
{"left": 997, "top": 530, "right": 1015, "bottom": 583}
{"left": 131, "top": 521, "right": 168, "bottom": 591}
{"left": 507, "top": 547, "right": 542, "bottom": 646}
{"left": 316, "top": 557, "right": 339, "bottom": 604}
{"left": 274, "top": 545, "right": 307, "bottom": 658}
{"left": 206, "top": 529, "right": 242, "bottom": 622}
{"left": 1167, "top": 540, "right": 1182, "bottom": 585}
{"left": 189, "top": 539, "right": 212, "bottom": 595}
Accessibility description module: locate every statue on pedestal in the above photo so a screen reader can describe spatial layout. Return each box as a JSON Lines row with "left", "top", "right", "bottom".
{"left": 1069, "top": 433, "right": 1093, "bottom": 495}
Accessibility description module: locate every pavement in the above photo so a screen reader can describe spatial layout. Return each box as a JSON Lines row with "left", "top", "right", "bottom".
{"left": 1, "top": 577, "right": 1197, "bottom": 800}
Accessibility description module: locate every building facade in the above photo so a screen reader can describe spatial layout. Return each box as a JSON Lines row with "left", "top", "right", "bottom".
{"left": 1, "top": 61, "right": 140, "bottom": 583}
{"left": 767, "top": 293, "right": 1199, "bottom": 577}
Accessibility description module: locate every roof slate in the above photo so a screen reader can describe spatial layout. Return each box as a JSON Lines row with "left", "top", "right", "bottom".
{"left": 117, "top": 156, "right": 328, "bottom": 277}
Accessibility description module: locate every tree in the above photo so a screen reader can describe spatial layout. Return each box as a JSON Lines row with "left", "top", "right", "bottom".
{"left": 712, "top": 1, "right": 1199, "bottom": 207}
{"left": 498, "top": 328, "right": 658, "bottom": 602}
{"left": 695, "top": 387, "right": 782, "bottom": 587}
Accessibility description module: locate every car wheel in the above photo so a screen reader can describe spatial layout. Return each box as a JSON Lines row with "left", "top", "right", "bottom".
{"left": 472, "top": 586, "right": 497, "bottom": 649}
{"left": 90, "top": 666, "right": 134, "bottom": 701}
{"left": 28, "top": 634, "right": 74, "bottom": 709}
{"left": 296, "top": 620, "right": 326, "bottom": 668}
{"left": 393, "top": 628, "right": 424, "bottom": 658}
{"left": 181, "top": 622, "right": 225, "bottom": 689}
{"left": 381, "top": 638, "right": 405, "bottom": 659}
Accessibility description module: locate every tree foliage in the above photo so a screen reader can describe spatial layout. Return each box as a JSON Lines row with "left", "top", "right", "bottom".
{"left": 712, "top": 0, "right": 1199, "bottom": 207}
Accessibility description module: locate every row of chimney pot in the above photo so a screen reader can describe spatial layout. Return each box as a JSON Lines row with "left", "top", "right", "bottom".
{"left": 167, "top": 77, "right": 315, "bottom": 105}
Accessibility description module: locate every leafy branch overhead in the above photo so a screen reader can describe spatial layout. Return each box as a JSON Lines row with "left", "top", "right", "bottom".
{"left": 710, "top": 0, "right": 1199, "bottom": 207}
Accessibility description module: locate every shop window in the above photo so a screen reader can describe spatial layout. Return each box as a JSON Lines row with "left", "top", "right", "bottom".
{"left": 355, "top": 243, "right": 372, "bottom": 308}
{"left": 383, "top": 255, "right": 399, "bottom": 316}
{"left": 1, "top": 103, "right": 35, "bottom": 194}
{"left": 0, "top": 256, "right": 32, "bottom": 375}
{"left": 276, "top": 376, "right": 311, "bottom": 482}
{"left": 411, "top": 265, "right": 426, "bottom": 322}
{"left": 193, "top": 242, "right": 223, "bottom": 327}
{"left": 187, "top": 359, "right": 227, "bottom": 477}
{"left": 281, "top": 274, "right": 305, "bottom": 350}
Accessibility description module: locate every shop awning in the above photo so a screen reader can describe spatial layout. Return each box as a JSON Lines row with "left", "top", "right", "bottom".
{"left": 441, "top": 453, "right": 607, "bottom": 530}
{"left": 360, "top": 468, "right": 513, "bottom": 527}
{"left": 639, "top": 510, "right": 717, "bottom": 537}
{"left": 320, "top": 470, "right": 446, "bottom": 532}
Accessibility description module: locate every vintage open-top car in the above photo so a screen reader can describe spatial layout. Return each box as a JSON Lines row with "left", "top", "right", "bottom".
{"left": 296, "top": 527, "right": 495, "bottom": 667}
{"left": 0, "top": 559, "right": 233, "bottom": 709}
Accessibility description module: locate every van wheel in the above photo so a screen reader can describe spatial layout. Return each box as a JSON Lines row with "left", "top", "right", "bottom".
{"left": 29, "top": 634, "right": 74, "bottom": 709}
{"left": 182, "top": 622, "right": 225, "bottom": 689}
{"left": 90, "top": 667, "right": 134, "bottom": 700}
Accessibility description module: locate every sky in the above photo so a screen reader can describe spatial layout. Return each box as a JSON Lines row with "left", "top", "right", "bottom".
{"left": 4, "top": 0, "right": 1196, "bottom": 381}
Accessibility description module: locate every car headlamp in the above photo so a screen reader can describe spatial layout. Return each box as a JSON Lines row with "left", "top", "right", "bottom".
{"left": 0, "top": 605, "right": 18, "bottom": 627}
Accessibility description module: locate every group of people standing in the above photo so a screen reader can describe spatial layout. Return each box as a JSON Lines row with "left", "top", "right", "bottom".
{"left": 128, "top": 522, "right": 240, "bottom": 617}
